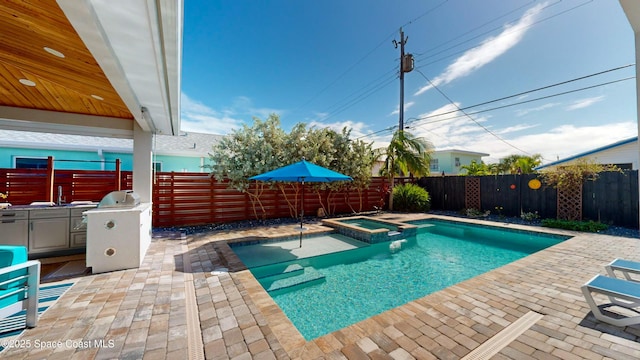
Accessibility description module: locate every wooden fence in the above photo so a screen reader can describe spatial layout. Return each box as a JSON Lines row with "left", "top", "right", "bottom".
{"left": 3, "top": 167, "right": 638, "bottom": 228}
{"left": 418, "top": 171, "right": 639, "bottom": 228}
{"left": 0, "top": 168, "right": 389, "bottom": 227}
{"left": 152, "top": 173, "right": 390, "bottom": 227}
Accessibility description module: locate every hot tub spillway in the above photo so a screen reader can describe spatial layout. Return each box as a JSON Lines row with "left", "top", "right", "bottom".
{"left": 323, "top": 216, "right": 417, "bottom": 244}
{"left": 254, "top": 263, "right": 326, "bottom": 293}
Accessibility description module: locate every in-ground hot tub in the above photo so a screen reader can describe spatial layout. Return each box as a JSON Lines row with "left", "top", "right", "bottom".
{"left": 322, "top": 216, "right": 416, "bottom": 244}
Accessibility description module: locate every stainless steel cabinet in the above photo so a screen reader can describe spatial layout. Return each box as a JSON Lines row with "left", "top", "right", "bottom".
{"left": 0, "top": 205, "right": 95, "bottom": 255}
{"left": 28, "top": 208, "right": 70, "bottom": 254}
{"left": 0, "top": 210, "right": 28, "bottom": 247}
{"left": 70, "top": 207, "right": 88, "bottom": 248}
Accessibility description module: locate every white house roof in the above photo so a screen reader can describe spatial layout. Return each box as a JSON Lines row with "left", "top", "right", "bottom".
{"left": 0, "top": 130, "right": 222, "bottom": 157}
{"left": 433, "top": 149, "right": 490, "bottom": 157}
{"left": 536, "top": 136, "right": 638, "bottom": 170}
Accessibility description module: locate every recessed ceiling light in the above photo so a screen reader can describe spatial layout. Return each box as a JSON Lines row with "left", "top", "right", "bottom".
{"left": 91, "top": 94, "right": 104, "bottom": 101}
{"left": 43, "top": 47, "right": 65, "bottom": 58}
{"left": 19, "top": 79, "right": 36, "bottom": 87}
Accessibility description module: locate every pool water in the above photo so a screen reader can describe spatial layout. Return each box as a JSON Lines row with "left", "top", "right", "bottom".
{"left": 237, "top": 219, "right": 569, "bottom": 340}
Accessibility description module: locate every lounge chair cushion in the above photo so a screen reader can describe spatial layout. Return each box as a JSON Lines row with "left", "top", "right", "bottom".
{"left": 0, "top": 246, "right": 28, "bottom": 290}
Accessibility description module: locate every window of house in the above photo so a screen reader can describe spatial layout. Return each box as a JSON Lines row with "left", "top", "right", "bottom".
{"left": 153, "top": 162, "right": 162, "bottom": 172}
{"left": 455, "top": 157, "right": 461, "bottom": 167}
{"left": 15, "top": 157, "right": 48, "bottom": 169}
{"left": 430, "top": 159, "right": 439, "bottom": 171}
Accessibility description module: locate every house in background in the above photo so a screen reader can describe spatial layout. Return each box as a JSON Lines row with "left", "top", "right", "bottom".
{"left": 0, "top": 130, "right": 222, "bottom": 172}
{"left": 371, "top": 149, "right": 489, "bottom": 176}
{"left": 536, "top": 137, "right": 638, "bottom": 171}
{"left": 429, "top": 149, "right": 490, "bottom": 175}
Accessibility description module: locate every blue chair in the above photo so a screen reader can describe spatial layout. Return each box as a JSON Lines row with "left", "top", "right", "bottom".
{"left": 0, "top": 246, "right": 40, "bottom": 328}
{"left": 582, "top": 274, "right": 640, "bottom": 327}
{"left": 605, "top": 258, "right": 640, "bottom": 282}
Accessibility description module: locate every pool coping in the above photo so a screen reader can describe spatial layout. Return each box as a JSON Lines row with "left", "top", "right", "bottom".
{"left": 220, "top": 213, "right": 583, "bottom": 357}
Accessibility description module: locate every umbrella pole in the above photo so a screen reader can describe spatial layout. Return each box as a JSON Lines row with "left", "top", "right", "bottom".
{"left": 299, "top": 181, "right": 304, "bottom": 248}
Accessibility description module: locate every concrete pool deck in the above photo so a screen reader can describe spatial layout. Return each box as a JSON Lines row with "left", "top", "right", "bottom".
{"left": 3, "top": 213, "right": 640, "bottom": 359}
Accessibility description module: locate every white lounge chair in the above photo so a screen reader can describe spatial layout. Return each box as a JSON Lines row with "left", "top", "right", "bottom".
{"left": 582, "top": 274, "right": 640, "bottom": 327}
{"left": 605, "top": 258, "right": 640, "bottom": 282}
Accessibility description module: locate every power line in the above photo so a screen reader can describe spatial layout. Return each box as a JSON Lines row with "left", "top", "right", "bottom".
{"left": 293, "top": 1, "right": 452, "bottom": 116}
{"left": 320, "top": 67, "right": 397, "bottom": 119}
{"left": 355, "top": 68, "right": 635, "bottom": 146}
{"left": 317, "top": 1, "right": 595, "bottom": 129}
{"left": 406, "top": 64, "right": 635, "bottom": 124}
{"left": 407, "top": 76, "right": 635, "bottom": 128}
{"left": 321, "top": 71, "right": 398, "bottom": 122}
{"left": 414, "top": 69, "right": 533, "bottom": 155}
{"left": 415, "top": 0, "right": 593, "bottom": 69}
{"left": 413, "top": 0, "right": 539, "bottom": 57}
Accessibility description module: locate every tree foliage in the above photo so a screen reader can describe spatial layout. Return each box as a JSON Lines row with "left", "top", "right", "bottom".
{"left": 207, "top": 114, "right": 376, "bottom": 218}
{"left": 538, "top": 158, "right": 620, "bottom": 190}
{"left": 498, "top": 154, "right": 542, "bottom": 174}
{"left": 376, "top": 130, "right": 433, "bottom": 210}
{"left": 460, "top": 160, "right": 490, "bottom": 176}
{"left": 378, "top": 130, "right": 433, "bottom": 179}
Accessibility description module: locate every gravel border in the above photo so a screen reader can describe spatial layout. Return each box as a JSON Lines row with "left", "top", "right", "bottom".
{"left": 155, "top": 211, "right": 640, "bottom": 239}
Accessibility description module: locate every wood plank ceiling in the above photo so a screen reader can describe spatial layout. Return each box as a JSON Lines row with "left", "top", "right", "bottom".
{"left": 0, "top": 0, "right": 133, "bottom": 120}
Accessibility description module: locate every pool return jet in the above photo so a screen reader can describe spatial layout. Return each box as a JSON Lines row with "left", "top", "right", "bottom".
{"left": 249, "top": 158, "right": 352, "bottom": 247}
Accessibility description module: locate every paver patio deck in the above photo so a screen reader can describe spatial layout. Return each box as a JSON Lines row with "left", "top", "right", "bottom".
{"left": 3, "top": 214, "right": 640, "bottom": 359}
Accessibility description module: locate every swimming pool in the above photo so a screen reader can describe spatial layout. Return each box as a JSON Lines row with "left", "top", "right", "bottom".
{"left": 234, "top": 219, "right": 570, "bottom": 340}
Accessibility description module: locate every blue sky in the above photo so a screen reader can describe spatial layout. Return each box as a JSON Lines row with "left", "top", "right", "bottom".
{"left": 181, "top": 0, "right": 637, "bottom": 165}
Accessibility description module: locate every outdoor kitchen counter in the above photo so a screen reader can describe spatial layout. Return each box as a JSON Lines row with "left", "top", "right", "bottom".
{"left": 0, "top": 203, "right": 97, "bottom": 257}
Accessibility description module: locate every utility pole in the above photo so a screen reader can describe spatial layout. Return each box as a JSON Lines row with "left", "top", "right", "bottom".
{"left": 394, "top": 28, "right": 413, "bottom": 134}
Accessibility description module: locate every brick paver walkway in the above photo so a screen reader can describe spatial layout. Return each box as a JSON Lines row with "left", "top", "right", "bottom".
{"left": 4, "top": 214, "right": 640, "bottom": 359}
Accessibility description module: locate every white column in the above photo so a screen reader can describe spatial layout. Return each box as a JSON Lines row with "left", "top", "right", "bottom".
{"left": 133, "top": 122, "right": 153, "bottom": 204}
{"left": 635, "top": 33, "right": 640, "bottom": 230}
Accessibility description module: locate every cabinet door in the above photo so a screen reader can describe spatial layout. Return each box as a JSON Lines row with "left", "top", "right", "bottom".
{"left": 70, "top": 232, "right": 87, "bottom": 248}
{"left": 0, "top": 220, "right": 28, "bottom": 247}
{"left": 29, "top": 217, "right": 70, "bottom": 253}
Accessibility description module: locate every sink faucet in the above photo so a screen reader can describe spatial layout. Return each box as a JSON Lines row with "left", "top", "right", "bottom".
{"left": 57, "top": 185, "right": 63, "bottom": 206}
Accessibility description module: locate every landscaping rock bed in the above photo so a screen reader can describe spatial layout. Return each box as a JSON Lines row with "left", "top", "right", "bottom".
{"left": 156, "top": 211, "right": 640, "bottom": 239}
{"left": 428, "top": 210, "right": 640, "bottom": 239}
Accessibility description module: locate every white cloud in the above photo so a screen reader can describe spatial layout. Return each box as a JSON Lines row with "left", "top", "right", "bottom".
{"left": 180, "top": 93, "right": 286, "bottom": 134}
{"left": 180, "top": 94, "right": 243, "bottom": 134}
{"left": 411, "top": 113, "right": 637, "bottom": 164}
{"left": 308, "top": 119, "right": 370, "bottom": 138}
{"left": 515, "top": 102, "right": 560, "bottom": 117}
{"left": 389, "top": 101, "right": 415, "bottom": 116}
{"left": 414, "top": 2, "right": 546, "bottom": 96}
{"left": 497, "top": 124, "right": 538, "bottom": 134}
{"left": 566, "top": 96, "right": 605, "bottom": 111}
{"left": 401, "top": 99, "right": 638, "bottom": 164}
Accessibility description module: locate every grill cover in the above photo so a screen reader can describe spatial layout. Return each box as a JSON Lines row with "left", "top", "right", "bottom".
{"left": 98, "top": 190, "right": 141, "bottom": 208}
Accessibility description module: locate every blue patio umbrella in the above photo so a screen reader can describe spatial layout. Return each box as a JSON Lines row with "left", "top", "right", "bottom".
{"left": 249, "top": 158, "right": 352, "bottom": 247}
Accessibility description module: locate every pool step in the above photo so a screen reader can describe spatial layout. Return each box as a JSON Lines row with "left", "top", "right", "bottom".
{"left": 255, "top": 264, "right": 304, "bottom": 281}
{"left": 264, "top": 267, "right": 326, "bottom": 292}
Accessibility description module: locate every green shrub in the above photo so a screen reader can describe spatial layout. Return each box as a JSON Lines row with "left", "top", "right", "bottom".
{"left": 393, "top": 184, "right": 430, "bottom": 212}
{"left": 541, "top": 218, "right": 608, "bottom": 232}
{"left": 465, "top": 208, "right": 490, "bottom": 218}
{"left": 520, "top": 211, "right": 539, "bottom": 222}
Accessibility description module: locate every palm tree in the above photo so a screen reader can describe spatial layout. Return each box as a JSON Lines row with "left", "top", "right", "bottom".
{"left": 499, "top": 154, "right": 542, "bottom": 174}
{"left": 379, "top": 130, "right": 433, "bottom": 210}
{"left": 460, "top": 160, "right": 488, "bottom": 175}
